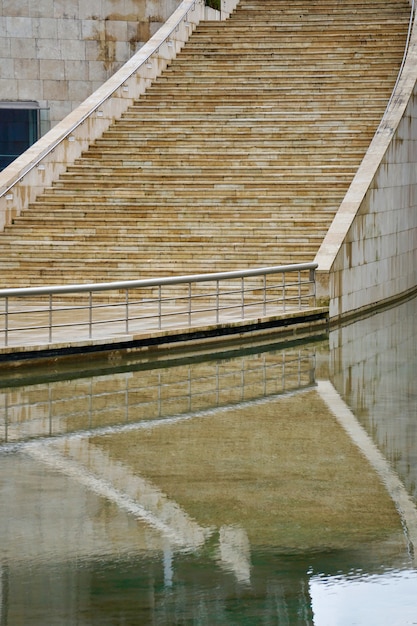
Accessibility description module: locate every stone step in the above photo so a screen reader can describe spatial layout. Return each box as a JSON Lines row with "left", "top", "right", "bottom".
{"left": 0, "top": 0, "right": 409, "bottom": 290}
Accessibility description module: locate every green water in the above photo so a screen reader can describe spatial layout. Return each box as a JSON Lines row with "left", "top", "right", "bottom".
{"left": 0, "top": 296, "right": 416, "bottom": 625}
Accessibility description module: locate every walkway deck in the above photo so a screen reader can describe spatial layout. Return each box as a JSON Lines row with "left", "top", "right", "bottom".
{"left": 0, "top": 302, "right": 329, "bottom": 367}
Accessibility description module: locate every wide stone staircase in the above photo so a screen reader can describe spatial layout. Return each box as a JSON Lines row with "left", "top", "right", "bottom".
{"left": 0, "top": 0, "right": 411, "bottom": 289}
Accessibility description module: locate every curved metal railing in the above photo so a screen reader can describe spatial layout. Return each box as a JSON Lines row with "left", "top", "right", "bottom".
{"left": 0, "top": 263, "right": 318, "bottom": 348}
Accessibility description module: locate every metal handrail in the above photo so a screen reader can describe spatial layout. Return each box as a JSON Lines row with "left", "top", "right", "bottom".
{"left": 0, "top": 263, "right": 318, "bottom": 348}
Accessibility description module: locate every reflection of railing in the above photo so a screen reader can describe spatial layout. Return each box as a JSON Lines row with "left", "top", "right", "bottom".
{"left": 0, "top": 347, "right": 316, "bottom": 445}
{"left": 0, "top": 263, "right": 317, "bottom": 347}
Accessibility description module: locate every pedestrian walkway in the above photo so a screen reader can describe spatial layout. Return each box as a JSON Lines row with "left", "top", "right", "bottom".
{"left": 0, "top": 298, "right": 329, "bottom": 366}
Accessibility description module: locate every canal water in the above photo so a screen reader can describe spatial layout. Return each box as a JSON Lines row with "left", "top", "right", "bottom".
{"left": 0, "top": 296, "right": 416, "bottom": 625}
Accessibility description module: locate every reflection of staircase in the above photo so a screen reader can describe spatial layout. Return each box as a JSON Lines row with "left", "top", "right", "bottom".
{"left": 0, "top": 0, "right": 410, "bottom": 289}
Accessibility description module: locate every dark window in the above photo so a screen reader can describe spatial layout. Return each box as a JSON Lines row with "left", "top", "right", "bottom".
{"left": 0, "top": 108, "right": 39, "bottom": 171}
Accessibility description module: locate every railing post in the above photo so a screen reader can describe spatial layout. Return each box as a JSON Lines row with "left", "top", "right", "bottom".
{"left": 188, "top": 282, "right": 192, "bottom": 326}
{"left": 216, "top": 279, "right": 220, "bottom": 323}
{"left": 241, "top": 276, "right": 245, "bottom": 318}
{"left": 49, "top": 293, "right": 53, "bottom": 343}
{"left": 88, "top": 291, "right": 93, "bottom": 339}
{"left": 4, "top": 296, "right": 8, "bottom": 347}
{"left": 309, "top": 267, "right": 316, "bottom": 307}
{"left": 158, "top": 285, "right": 162, "bottom": 330}
{"left": 125, "top": 288, "right": 129, "bottom": 333}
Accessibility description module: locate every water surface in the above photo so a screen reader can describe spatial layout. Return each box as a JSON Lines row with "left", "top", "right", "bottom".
{"left": 0, "top": 297, "right": 416, "bottom": 624}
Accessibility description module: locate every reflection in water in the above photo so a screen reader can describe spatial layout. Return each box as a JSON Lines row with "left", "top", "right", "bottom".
{"left": 0, "top": 296, "right": 416, "bottom": 624}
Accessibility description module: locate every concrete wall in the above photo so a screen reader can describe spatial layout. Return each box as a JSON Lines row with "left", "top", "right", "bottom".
{"left": 315, "top": 13, "right": 417, "bottom": 321}
{"left": 0, "top": 0, "right": 181, "bottom": 129}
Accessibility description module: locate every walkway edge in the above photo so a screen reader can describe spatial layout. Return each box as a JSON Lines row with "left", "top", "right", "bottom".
{"left": 0, "top": 308, "right": 328, "bottom": 367}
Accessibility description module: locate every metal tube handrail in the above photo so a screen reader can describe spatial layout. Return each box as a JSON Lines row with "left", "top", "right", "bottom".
{"left": 0, "top": 263, "right": 318, "bottom": 298}
{"left": 0, "top": 263, "right": 319, "bottom": 348}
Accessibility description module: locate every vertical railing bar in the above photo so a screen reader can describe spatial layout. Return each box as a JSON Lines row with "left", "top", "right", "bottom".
{"left": 158, "top": 285, "right": 162, "bottom": 330}
{"left": 5, "top": 393, "right": 9, "bottom": 443}
{"left": 216, "top": 279, "right": 220, "bottom": 323}
{"left": 4, "top": 296, "right": 9, "bottom": 347}
{"left": 188, "top": 282, "right": 192, "bottom": 326}
{"left": 216, "top": 362, "right": 220, "bottom": 406}
{"left": 282, "top": 272, "right": 286, "bottom": 312}
{"left": 49, "top": 293, "right": 53, "bottom": 343}
{"left": 88, "top": 291, "right": 93, "bottom": 339}
{"left": 298, "top": 270, "right": 302, "bottom": 308}
{"left": 263, "top": 273, "right": 267, "bottom": 316}
{"left": 125, "top": 288, "right": 129, "bottom": 333}
{"left": 241, "top": 277, "right": 245, "bottom": 318}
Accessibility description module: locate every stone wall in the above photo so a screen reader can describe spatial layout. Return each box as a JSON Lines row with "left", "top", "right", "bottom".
{"left": 315, "top": 16, "right": 417, "bottom": 320}
{"left": 0, "top": 0, "right": 181, "bottom": 129}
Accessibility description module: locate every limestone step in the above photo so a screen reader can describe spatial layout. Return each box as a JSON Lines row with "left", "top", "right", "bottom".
{"left": 0, "top": 0, "right": 410, "bottom": 291}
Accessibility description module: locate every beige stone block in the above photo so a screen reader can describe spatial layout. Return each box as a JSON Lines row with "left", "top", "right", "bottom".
{"left": 14, "top": 58, "right": 40, "bottom": 80}
{"left": 49, "top": 100, "right": 73, "bottom": 125}
{"left": 53, "top": 0, "right": 78, "bottom": 20}
{"left": 0, "top": 78, "right": 17, "bottom": 99}
{"left": 57, "top": 18, "right": 81, "bottom": 40}
{"left": 40, "top": 58, "right": 65, "bottom": 80}
{"left": 36, "top": 38, "right": 62, "bottom": 60}
{"left": 88, "top": 60, "right": 110, "bottom": 82}
{"left": 28, "top": 0, "right": 55, "bottom": 19}
{"left": 0, "top": 57, "right": 13, "bottom": 79}
{"left": 81, "top": 19, "right": 99, "bottom": 40}
{"left": 2, "top": 0, "right": 30, "bottom": 18}
{"left": 0, "top": 35, "right": 11, "bottom": 56}
{"left": 64, "top": 59, "right": 89, "bottom": 80}
{"left": 11, "top": 37, "right": 36, "bottom": 59}
{"left": 33, "top": 17, "right": 58, "bottom": 39}
{"left": 104, "top": 20, "right": 128, "bottom": 41}
{"left": 6, "top": 16, "right": 33, "bottom": 38}
{"left": 60, "top": 38, "right": 86, "bottom": 61}
{"left": 85, "top": 39, "right": 101, "bottom": 61}
{"left": 115, "top": 40, "right": 130, "bottom": 62}
{"left": 77, "top": 0, "right": 103, "bottom": 21}
{"left": 17, "top": 78, "right": 42, "bottom": 99}
{"left": 68, "top": 79, "right": 92, "bottom": 101}
{"left": 43, "top": 79, "right": 68, "bottom": 100}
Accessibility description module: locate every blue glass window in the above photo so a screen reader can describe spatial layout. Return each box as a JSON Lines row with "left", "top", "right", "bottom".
{"left": 0, "top": 107, "right": 39, "bottom": 171}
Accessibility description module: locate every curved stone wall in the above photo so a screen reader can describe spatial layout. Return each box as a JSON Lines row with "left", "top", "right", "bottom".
{"left": 315, "top": 10, "right": 417, "bottom": 320}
